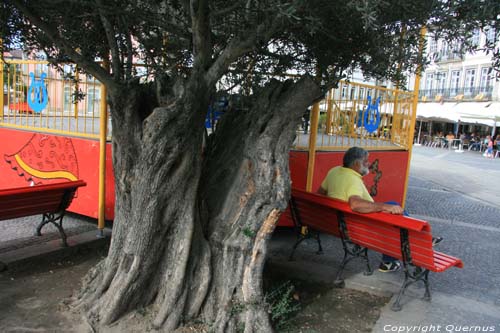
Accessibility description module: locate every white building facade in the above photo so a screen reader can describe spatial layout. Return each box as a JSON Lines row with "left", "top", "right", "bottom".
{"left": 410, "top": 27, "right": 500, "bottom": 138}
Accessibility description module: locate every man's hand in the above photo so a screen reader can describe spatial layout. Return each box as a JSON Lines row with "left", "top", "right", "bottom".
{"left": 317, "top": 186, "right": 327, "bottom": 195}
{"left": 381, "top": 203, "right": 404, "bottom": 215}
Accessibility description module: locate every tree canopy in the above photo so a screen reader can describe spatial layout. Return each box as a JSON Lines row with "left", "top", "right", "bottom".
{"left": 3, "top": 0, "right": 498, "bottom": 95}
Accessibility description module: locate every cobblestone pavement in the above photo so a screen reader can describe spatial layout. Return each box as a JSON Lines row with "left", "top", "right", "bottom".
{"left": 408, "top": 146, "right": 500, "bottom": 207}
{"left": 0, "top": 213, "right": 98, "bottom": 269}
{"left": 406, "top": 176, "right": 500, "bottom": 228}
{"left": 404, "top": 146, "right": 500, "bottom": 306}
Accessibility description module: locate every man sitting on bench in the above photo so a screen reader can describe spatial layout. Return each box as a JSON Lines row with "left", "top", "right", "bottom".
{"left": 317, "top": 146, "right": 405, "bottom": 273}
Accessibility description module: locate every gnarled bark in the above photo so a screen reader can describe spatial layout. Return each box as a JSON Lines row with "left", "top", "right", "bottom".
{"left": 75, "top": 77, "right": 321, "bottom": 332}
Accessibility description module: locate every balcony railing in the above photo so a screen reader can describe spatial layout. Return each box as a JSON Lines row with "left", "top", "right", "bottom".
{"left": 418, "top": 86, "right": 493, "bottom": 102}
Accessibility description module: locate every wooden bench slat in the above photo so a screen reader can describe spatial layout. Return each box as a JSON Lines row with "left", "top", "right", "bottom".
{"left": 0, "top": 197, "right": 65, "bottom": 220}
{"left": 0, "top": 192, "right": 65, "bottom": 204}
{"left": 0, "top": 180, "right": 85, "bottom": 196}
{"left": 0, "top": 198, "right": 62, "bottom": 210}
{"left": 350, "top": 234, "right": 403, "bottom": 259}
{"left": 0, "top": 201, "right": 61, "bottom": 216}
{"left": 0, "top": 191, "right": 68, "bottom": 205}
{"left": 433, "top": 251, "right": 464, "bottom": 270}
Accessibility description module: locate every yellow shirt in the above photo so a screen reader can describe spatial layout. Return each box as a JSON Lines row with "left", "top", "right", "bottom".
{"left": 320, "top": 166, "right": 373, "bottom": 202}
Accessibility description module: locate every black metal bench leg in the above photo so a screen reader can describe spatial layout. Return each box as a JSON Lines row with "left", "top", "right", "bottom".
{"left": 36, "top": 212, "right": 68, "bottom": 247}
{"left": 315, "top": 231, "right": 323, "bottom": 255}
{"left": 289, "top": 235, "right": 307, "bottom": 261}
{"left": 53, "top": 215, "right": 68, "bottom": 247}
{"left": 392, "top": 273, "right": 411, "bottom": 312}
{"left": 35, "top": 214, "right": 50, "bottom": 236}
{"left": 362, "top": 248, "right": 373, "bottom": 276}
{"left": 333, "top": 252, "right": 349, "bottom": 288}
{"left": 423, "top": 270, "right": 432, "bottom": 301}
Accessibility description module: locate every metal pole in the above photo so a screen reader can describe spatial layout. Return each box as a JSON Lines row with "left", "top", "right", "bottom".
{"left": 402, "top": 26, "right": 426, "bottom": 208}
{"left": 414, "top": 120, "right": 423, "bottom": 146}
{"left": 306, "top": 101, "right": 320, "bottom": 192}
{"left": 325, "top": 90, "right": 333, "bottom": 134}
{"left": 97, "top": 62, "right": 108, "bottom": 237}
{"left": 73, "top": 66, "right": 79, "bottom": 118}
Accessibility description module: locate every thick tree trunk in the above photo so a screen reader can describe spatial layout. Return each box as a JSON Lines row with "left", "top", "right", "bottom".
{"left": 75, "top": 77, "right": 321, "bottom": 332}
{"left": 199, "top": 78, "right": 321, "bottom": 332}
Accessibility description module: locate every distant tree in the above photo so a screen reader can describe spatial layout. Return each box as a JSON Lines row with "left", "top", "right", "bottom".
{"left": 2, "top": 0, "right": 499, "bottom": 331}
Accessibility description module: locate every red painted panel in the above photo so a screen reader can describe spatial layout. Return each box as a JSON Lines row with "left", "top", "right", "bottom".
{"left": 278, "top": 150, "right": 309, "bottom": 227}
{"left": 313, "top": 150, "right": 409, "bottom": 204}
{"left": 0, "top": 128, "right": 115, "bottom": 220}
{"left": 105, "top": 143, "right": 115, "bottom": 220}
{"left": 279, "top": 149, "right": 410, "bottom": 227}
{"left": 289, "top": 150, "right": 308, "bottom": 190}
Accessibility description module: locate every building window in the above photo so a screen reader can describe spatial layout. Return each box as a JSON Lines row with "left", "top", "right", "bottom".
{"left": 34, "top": 64, "right": 48, "bottom": 77}
{"left": 429, "top": 36, "right": 437, "bottom": 54}
{"left": 439, "top": 41, "right": 449, "bottom": 60}
{"left": 450, "top": 41, "right": 462, "bottom": 59}
{"left": 62, "top": 65, "right": 73, "bottom": 80}
{"left": 485, "top": 27, "right": 496, "bottom": 45}
{"left": 450, "top": 70, "right": 461, "bottom": 96}
{"left": 464, "top": 69, "right": 476, "bottom": 96}
{"left": 425, "top": 73, "right": 434, "bottom": 96}
{"left": 479, "top": 67, "right": 493, "bottom": 92}
{"left": 471, "top": 29, "right": 480, "bottom": 47}
{"left": 436, "top": 72, "right": 447, "bottom": 93}
{"left": 63, "top": 85, "right": 72, "bottom": 112}
{"left": 87, "top": 86, "right": 101, "bottom": 114}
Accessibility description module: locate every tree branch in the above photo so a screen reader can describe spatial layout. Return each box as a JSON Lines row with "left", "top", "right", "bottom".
{"left": 122, "top": 16, "right": 134, "bottom": 80}
{"left": 205, "top": 17, "right": 283, "bottom": 87}
{"left": 96, "top": 0, "right": 122, "bottom": 81}
{"left": 212, "top": 1, "right": 243, "bottom": 18}
{"left": 190, "top": 0, "right": 212, "bottom": 72}
{"left": 8, "top": 0, "right": 116, "bottom": 90}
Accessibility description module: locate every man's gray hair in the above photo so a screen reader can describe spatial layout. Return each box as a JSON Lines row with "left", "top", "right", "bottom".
{"left": 343, "top": 147, "right": 368, "bottom": 168}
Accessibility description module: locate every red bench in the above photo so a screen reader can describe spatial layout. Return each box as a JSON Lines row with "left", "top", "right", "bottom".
{"left": 0, "top": 180, "right": 87, "bottom": 254}
{"left": 288, "top": 188, "right": 463, "bottom": 311}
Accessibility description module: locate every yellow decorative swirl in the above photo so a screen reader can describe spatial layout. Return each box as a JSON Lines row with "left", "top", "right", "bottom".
{"left": 14, "top": 154, "right": 78, "bottom": 181}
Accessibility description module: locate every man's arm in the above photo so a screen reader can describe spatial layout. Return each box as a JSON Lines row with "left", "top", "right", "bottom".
{"left": 348, "top": 195, "right": 404, "bottom": 214}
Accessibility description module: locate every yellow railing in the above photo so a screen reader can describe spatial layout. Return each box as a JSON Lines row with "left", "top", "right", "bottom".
{"left": 1, "top": 59, "right": 111, "bottom": 139}
{"left": 2, "top": 61, "right": 416, "bottom": 150}
{"left": 294, "top": 80, "right": 416, "bottom": 151}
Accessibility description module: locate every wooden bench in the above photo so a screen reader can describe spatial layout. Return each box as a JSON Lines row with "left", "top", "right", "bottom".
{"left": 287, "top": 188, "right": 463, "bottom": 311}
{"left": 0, "top": 180, "right": 87, "bottom": 253}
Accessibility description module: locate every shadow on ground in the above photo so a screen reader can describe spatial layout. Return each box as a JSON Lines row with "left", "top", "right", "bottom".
{"left": 0, "top": 230, "right": 389, "bottom": 332}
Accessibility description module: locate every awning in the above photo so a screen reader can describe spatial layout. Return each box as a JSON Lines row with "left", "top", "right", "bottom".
{"left": 416, "top": 103, "right": 459, "bottom": 123}
{"left": 416, "top": 102, "right": 500, "bottom": 126}
{"left": 454, "top": 102, "right": 500, "bottom": 127}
